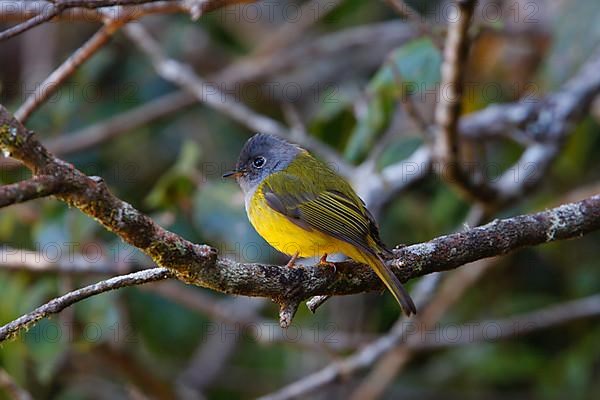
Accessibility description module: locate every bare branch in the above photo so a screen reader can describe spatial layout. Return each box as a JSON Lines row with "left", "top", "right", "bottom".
{"left": 0, "top": 5, "right": 60, "bottom": 41}
{"left": 419, "top": 294, "right": 600, "bottom": 350}
{"left": 8, "top": 0, "right": 256, "bottom": 122}
{"left": 477, "top": 46, "right": 600, "bottom": 203}
{"left": 433, "top": 0, "right": 479, "bottom": 196}
{"left": 439, "top": 25, "right": 600, "bottom": 206}
{"left": 0, "top": 21, "right": 421, "bottom": 173}
{"left": 0, "top": 368, "right": 32, "bottom": 400}
{"left": 15, "top": 19, "right": 126, "bottom": 122}
{"left": 0, "top": 267, "right": 172, "bottom": 342}
{"left": 258, "top": 273, "right": 443, "bottom": 400}
{"left": 0, "top": 0, "right": 188, "bottom": 24}
{"left": 125, "top": 24, "right": 288, "bottom": 136}
{"left": 47, "top": 91, "right": 196, "bottom": 155}
{"left": 0, "top": 175, "right": 64, "bottom": 207}
{"left": 351, "top": 256, "right": 496, "bottom": 399}
{"left": 0, "top": 246, "right": 127, "bottom": 273}
{"left": 0, "top": 0, "right": 168, "bottom": 42}
{"left": 122, "top": 22, "right": 357, "bottom": 176}
{"left": 350, "top": 291, "right": 600, "bottom": 399}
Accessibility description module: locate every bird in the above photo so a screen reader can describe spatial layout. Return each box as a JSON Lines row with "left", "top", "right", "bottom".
{"left": 223, "top": 133, "right": 416, "bottom": 316}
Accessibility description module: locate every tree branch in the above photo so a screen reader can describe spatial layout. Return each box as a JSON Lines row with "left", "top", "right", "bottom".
{"left": 0, "top": 267, "right": 172, "bottom": 342}
{"left": 0, "top": 20, "right": 420, "bottom": 172}
{"left": 1, "top": 104, "right": 600, "bottom": 331}
{"left": 258, "top": 273, "right": 444, "bottom": 400}
{"left": 0, "top": 368, "right": 32, "bottom": 400}
{"left": 0, "top": 0, "right": 169, "bottom": 42}
{"left": 15, "top": 19, "right": 126, "bottom": 122}
{"left": 350, "top": 256, "right": 496, "bottom": 399}
{"left": 122, "top": 23, "right": 357, "bottom": 178}
{"left": 46, "top": 91, "right": 196, "bottom": 155}
{"left": 0, "top": 246, "right": 128, "bottom": 273}
{"left": 433, "top": 0, "right": 477, "bottom": 194}
{"left": 0, "top": 175, "right": 65, "bottom": 207}
{"left": 418, "top": 293, "right": 600, "bottom": 350}
{"left": 0, "top": 0, "right": 188, "bottom": 24}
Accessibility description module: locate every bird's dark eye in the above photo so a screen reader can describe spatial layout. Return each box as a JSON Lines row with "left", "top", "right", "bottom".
{"left": 253, "top": 156, "right": 266, "bottom": 169}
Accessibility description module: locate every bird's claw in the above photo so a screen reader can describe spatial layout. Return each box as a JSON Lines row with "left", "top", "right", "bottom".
{"left": 285, "top": 251, "right": 300, "bottom": 268}
{"left": 318, "top": 253, "right": 337, "bottom": 273}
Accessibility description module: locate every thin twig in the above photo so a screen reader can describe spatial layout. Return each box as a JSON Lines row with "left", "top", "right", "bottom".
{"left": 47, "top": 91, "right": 196, "bottom": 155}
{"left": 123, "top": 23, "right": 356, "bottom": 177}
{"left": 419, "top": 293, "right": 600, "bottom": 349}
{"left": 0, "top": 246, "right": 128, "bottom": 274}
{"left": 351, "top": 257, "right": 496, "bottom": 399}
{"left": 0, "top": 0, "right": 188, "bottom": 23}
{"left": 123, "top": 24, "right": 288, "bottom": 136}
{"left": 0, "top": 268, "right": 172, "bottom": 341}
{"left": 348, "top": 292, "right": 600, "bottom": 399}
{"left": 0, "top": 368, "right": 33, "bottom": 400}
{"left": 0, "top": 0, "right": 165, "bottom": 42}
{"left": 0, "top": 21, "right": 423, "bottom": 172}
{"left": 0, "top": 175, "right": 65, "bottom": 208}
{"left": 258, "top": 273, "right": 443, "bottom": 400}
{"left": 15, "top": 18, "right": 126, "bottom": 123}
{"left": 0, "top": 5, "right": 60, "bottom": 41}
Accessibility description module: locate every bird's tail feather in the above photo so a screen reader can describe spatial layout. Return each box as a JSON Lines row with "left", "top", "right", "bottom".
{"left": 362, "top": 251, "right": 416, "bottom": 316}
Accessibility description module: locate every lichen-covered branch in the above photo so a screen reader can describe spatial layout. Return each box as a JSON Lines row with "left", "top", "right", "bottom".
{"left": 1, "top": 104, "right": 600, "bottom": 332}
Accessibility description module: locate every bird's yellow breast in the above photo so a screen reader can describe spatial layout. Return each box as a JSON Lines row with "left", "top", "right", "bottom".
{"left": 247, "top": 184, "right": 360, "bottom": 260}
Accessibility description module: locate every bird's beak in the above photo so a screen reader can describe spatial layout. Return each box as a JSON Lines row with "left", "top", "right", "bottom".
{"left": 222, "top": 168, "right": 245, "bottom": 178}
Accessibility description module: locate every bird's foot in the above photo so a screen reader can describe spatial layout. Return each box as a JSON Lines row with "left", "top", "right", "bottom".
{"left": 318, "top": 253, "right": 336, "bottom": 273}
{"left": 285, "top": 251, "right": 300, "bottom": 268}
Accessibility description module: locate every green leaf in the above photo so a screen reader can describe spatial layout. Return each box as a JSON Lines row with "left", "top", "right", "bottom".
{"left": 344, "top": 38, "right": 441, "bottom": 162}
{"left": 145, "top": 140, "right": 201, "bottom": 209}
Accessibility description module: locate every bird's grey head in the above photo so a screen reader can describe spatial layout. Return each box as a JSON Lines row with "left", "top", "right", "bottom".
{"left": 223, "top": 133, "right": 301, "bottom": 194}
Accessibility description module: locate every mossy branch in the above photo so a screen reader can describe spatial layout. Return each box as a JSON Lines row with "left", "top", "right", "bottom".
{"left": 1, "top": 104, "right": 600, "bottom": 333}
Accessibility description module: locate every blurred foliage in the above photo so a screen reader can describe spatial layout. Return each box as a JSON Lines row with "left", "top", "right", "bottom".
{"left": 344, "top": 38, "right": 441, "bottom": 162}
{"left": 1, "top": 0, "right": 600, "bottom": 399}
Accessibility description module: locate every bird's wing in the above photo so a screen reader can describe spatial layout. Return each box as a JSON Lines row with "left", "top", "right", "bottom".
{"left": 262, "top": 168, "right": 415, "bottom": 315}
{"left": 261, "top": 171, "right": 381, "bottom": 255}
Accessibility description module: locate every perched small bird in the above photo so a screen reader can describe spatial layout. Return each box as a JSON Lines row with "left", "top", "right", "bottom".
{"left": 224, "top": 133, "right": 416, "bottom": 316}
